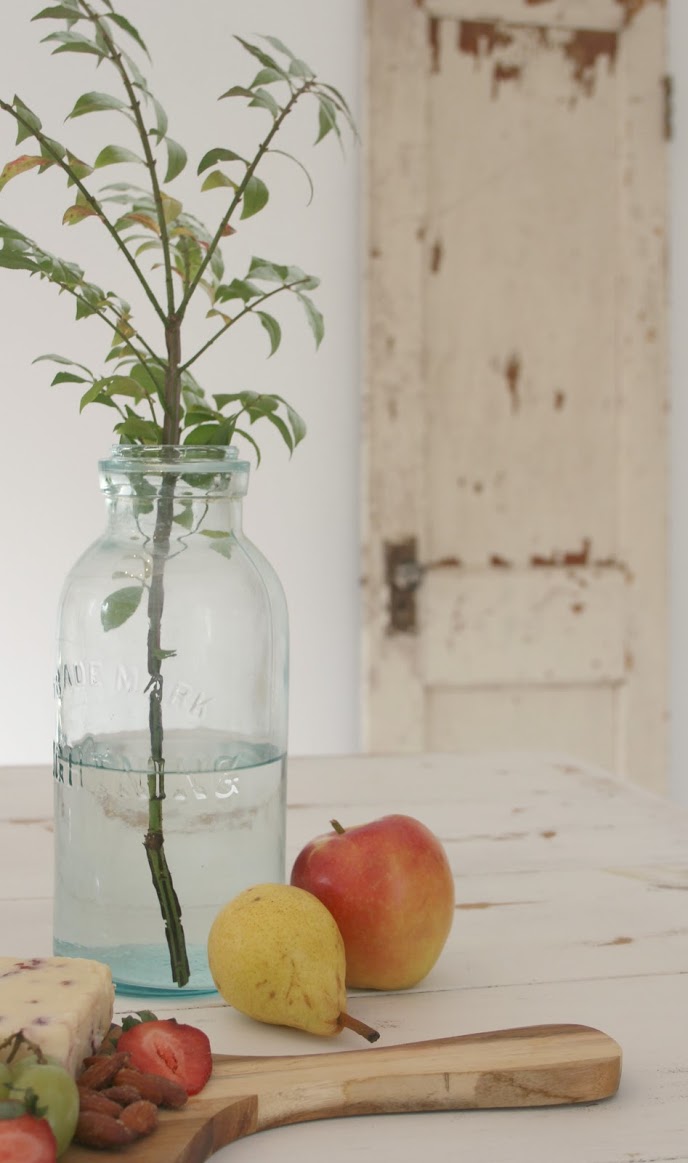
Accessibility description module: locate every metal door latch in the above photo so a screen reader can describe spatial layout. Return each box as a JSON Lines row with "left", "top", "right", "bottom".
{"left": 384, "top": 538, "right": 461, "bottom": 634}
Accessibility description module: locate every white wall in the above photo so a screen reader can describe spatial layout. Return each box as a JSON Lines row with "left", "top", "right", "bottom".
{"left": 0, "top": 1, "right": 363, "bottom": 764}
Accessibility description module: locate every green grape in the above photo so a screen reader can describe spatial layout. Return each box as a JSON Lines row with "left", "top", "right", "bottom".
{"left": 10, "top": 1063, "right": 79, "bottom": 1156}
{"left": 0, "top": 1065, "right": 12, "bottom": 1101}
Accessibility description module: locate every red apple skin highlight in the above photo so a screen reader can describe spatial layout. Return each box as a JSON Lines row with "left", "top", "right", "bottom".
{"left": 290, "top": 814, "right": 455, "bottom": 990}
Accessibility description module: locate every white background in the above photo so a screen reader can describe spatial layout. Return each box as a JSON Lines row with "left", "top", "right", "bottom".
{"left": 1, "top": 2, "right": 687, "bottom": 803}
{"left": 0, "top": 0, "right": 363, "bottom": 764}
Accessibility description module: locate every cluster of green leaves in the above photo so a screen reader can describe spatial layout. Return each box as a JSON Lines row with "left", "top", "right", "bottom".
{"left": 0, "top": 0, "right": 355, "bottom": 453}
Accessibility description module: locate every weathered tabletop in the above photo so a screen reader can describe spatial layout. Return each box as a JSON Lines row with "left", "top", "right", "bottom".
{"left": 1, "top": 752, "right": 686, "bottom": 1162}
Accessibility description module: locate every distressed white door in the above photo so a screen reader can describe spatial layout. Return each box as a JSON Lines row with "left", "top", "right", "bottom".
{"left": 363, "top": 0, "right": 668, "bottom": 792}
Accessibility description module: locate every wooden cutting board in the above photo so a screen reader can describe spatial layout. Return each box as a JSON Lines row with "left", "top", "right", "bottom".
{"left": 64, "top": 1023, "right": 621, "bottom": 1162}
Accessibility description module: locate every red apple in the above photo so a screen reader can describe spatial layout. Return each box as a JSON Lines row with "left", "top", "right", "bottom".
{"left": 290, "top": 814, "right": 455, "bottom": 990}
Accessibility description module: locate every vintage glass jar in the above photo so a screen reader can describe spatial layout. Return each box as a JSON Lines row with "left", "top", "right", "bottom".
{"left": 53, "top": 445, "right": 288, "bottom": 995}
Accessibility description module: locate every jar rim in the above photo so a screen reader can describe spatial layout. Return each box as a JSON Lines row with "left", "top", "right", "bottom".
{"left": 98, "top": 444, "right": 250, "bottom": 475}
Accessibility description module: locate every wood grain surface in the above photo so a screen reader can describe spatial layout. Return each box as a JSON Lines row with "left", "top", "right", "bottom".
{"left": 63, "top": 1024, "right": 621, "bottom": 1162}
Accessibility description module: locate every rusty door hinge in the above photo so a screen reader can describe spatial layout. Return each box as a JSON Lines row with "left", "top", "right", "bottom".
{"left": 384, "top": 538, "right": 461, "bottom": 634}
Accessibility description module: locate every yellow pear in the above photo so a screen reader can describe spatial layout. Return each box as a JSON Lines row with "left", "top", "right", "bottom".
{"left": 207, "top": 883, "right": 378, "bottom": 1041}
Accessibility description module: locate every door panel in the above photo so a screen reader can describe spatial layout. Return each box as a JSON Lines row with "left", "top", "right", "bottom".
{"left": 363, "top": 0, "right": 668, "bottom": 791}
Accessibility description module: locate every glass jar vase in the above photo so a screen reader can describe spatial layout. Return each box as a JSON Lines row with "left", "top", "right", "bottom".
{"left": 53, "top": 446, "right": 288, "bottom": 995}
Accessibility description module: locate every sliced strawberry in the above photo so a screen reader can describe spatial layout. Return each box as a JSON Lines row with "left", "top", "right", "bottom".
{"left": 0, "top": 1113, "right": 57, "bottom": 1163}
{"left": 117, "top": 1018, "right": 212, "bottom": 1096}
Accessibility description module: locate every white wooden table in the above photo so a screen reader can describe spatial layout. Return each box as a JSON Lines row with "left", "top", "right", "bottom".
{"left": 1, "top": 752, "right": 687, "bottom": 1162}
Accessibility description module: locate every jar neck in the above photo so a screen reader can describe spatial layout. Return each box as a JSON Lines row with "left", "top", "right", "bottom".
{"left": 98, "top": 445, "right": 249, "bottom": 538}
{"left": 105, "top": 492, "right": 244, "bottom": 538}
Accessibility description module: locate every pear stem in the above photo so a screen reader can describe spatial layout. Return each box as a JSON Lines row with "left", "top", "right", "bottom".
{"left": 338, "top": 1012, "right": 380, "bottom": 1043}
{"left": 330, "top": 819, "right": 346, "bottom": 834}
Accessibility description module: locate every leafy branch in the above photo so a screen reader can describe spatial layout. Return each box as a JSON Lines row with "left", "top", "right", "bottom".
{"left": 0, "top": 0, "right": 354, "bottom": 988}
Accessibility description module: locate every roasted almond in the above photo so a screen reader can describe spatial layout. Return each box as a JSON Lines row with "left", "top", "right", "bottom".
{"left": 74, "top": 1110, "right": 137, "bottom": 1149}
{"left": 79, "top": 1050, "right": 131, "bottom": 1089}
{"left": 101, "top": 1084, "right": 142, "bottom": 1106}
{"left": 119, "top": 1099, "right": 159, "bottom": 1137}
{"left": 77, "top": 1087, "right": 123, "bottom": 1119}
{"left": 114, "top": 1067, "right": 187, "bottom": 1109}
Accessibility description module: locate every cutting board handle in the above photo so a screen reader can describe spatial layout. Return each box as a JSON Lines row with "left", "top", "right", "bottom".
{"left": 65, "top": 1023, "right": 621, "bottom": 1163}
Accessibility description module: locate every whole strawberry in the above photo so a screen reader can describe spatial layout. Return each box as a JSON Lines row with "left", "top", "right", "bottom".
{"left": 0, "top": 1102, "right": 57, "bottom": 1163}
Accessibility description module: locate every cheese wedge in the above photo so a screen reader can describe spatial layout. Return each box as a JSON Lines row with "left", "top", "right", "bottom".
{"left": 0, "top": 956, "right": 114, "bottom": 1076}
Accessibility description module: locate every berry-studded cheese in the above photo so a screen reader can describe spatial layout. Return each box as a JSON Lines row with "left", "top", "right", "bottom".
{"left": 0, "top": 956, "right": 114, "bottom": 1076}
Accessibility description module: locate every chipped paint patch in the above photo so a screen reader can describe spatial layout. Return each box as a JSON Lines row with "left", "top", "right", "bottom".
{"left": 563, "top": 30, "right": 617, "bottom": 98}
{"left": 492, "top": 62, "right": 522, "bottom": 100}
{"left": 616, "top": 0, "right": 666, "bottom": 28}
{"left": 531, "top": 539, "right": 591, "bottom": 568}
{"left": 505, "top": 353, "right": 521, "bottom": 412}
{"left": 428, "top": 16, "right": 440, "bottom": 73}
{"left": 458, "top": 20, "right": 513, "bottom": 60}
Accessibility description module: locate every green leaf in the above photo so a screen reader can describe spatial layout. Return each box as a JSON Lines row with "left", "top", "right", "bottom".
{"left": 278, "top": 397, "right": 307, "bottom": 446}
{"left": 102, "top": 375, "right": 144, "bottom": 399}
{"left": 120, "top": 1010, "right": 159, "bottom": 1032}
{"left": 261, "top": 34, "right": 302, "bottom": 62}
{"left": 201, "top": 170, "right": 237, "bottom": 193}
{"left": 114, "top": 415, "right": 162, "bottom": 443}
{"left": 263, "top": 409, "right": 294, "bottom": 452}
{"left": 35, "top": 352, "right": 93, "bottom": 375}
{"left": 161, "top": 193, "right": 183, "bottom": 223}
{"left": 197, "top": 146, "right": 246, "bottom": 175}
{"left": 183, "top": 421, "right": 232, "bottom": 445}
{"left": 62, "top": 204, "right": 99, "bottom": 225}
{"left": 288, "top": 57, "right": 315, "bottom": 80}
{"left": 100, "top": 585, "right": 143, "bottom": 631}
{"left": 67, "top": 91, "right": 128, "bottom": 119}
{"left": 164, "top": 138, "right": 187, "bottom": 183}
{"left": 65, "top": 151, "right": 93, "bottom": 183}
{"left": 39, "top": 135, "right": 66, "bottom": 162}
{"left": 12, "top": 96, "right": 42, "bottom": 144}
{"left": 95, "top": 144, "right": 144, "bottom": 168}
{"left": 51, "top": 370, "right": 89, "bottom": 385}
{"left": 145, "top": 92, "right": 168, "bottom": 141}
{"left": 298, "top": 292, "right": 325, "bottom": 347}
{"left": 203, "top": 532, "right": 233, "bottom": 559}
{"left": 251, "top": 67, "right": 286, "bottom": 87}
{"left": 257, "top": 312, "right": 281, "bottom": 356}
{"left": 214, "top": 278, "right": 261, "bottom": 304}
{"left": 105, "top": 12, "right": 150, "bottom": 57}
{"left": 316, "top": 95, "right": 339, "bottom": 144}
{"left": 234, "top": 426, "right": 262, "bottom": 465}
{"left": 173, "top": 504, "right": 194, "bottom": 530}
{"left": 213, "top": 393, "right": 242, "bottom": 410}
{"left": 79, "top": 384, "right": 116, "bottom": 412}
{"left": 249, "top": 88, "right": 280, "bottom": 119}
{"left": 247, "top": 255, "right": 288, "bottom": 283}
{"left": 240, "top": 175, "right": 269, "bottom": 220}
{"left": 32, "top": 4, "right": 83, "bottom": 19}
{"left": 233, "top": 37, "right": 287, "bottom": 77}
{"left": 219, "top": 85, "right": 256, "bottom": 102}
{"left": 41, "top": 29, "right": 104, "bottom": 57}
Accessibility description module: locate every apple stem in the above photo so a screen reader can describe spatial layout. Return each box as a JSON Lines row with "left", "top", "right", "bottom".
{"left": 338, "top": 1012, "right": 380, "bottom": 1043}
{"left": 330, "top": 819, "right": 346, "bottom": 834}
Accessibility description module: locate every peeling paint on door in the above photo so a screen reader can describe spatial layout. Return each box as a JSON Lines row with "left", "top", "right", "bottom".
{"left": 564, "top": 30, "right": 617, "bottom": 96}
